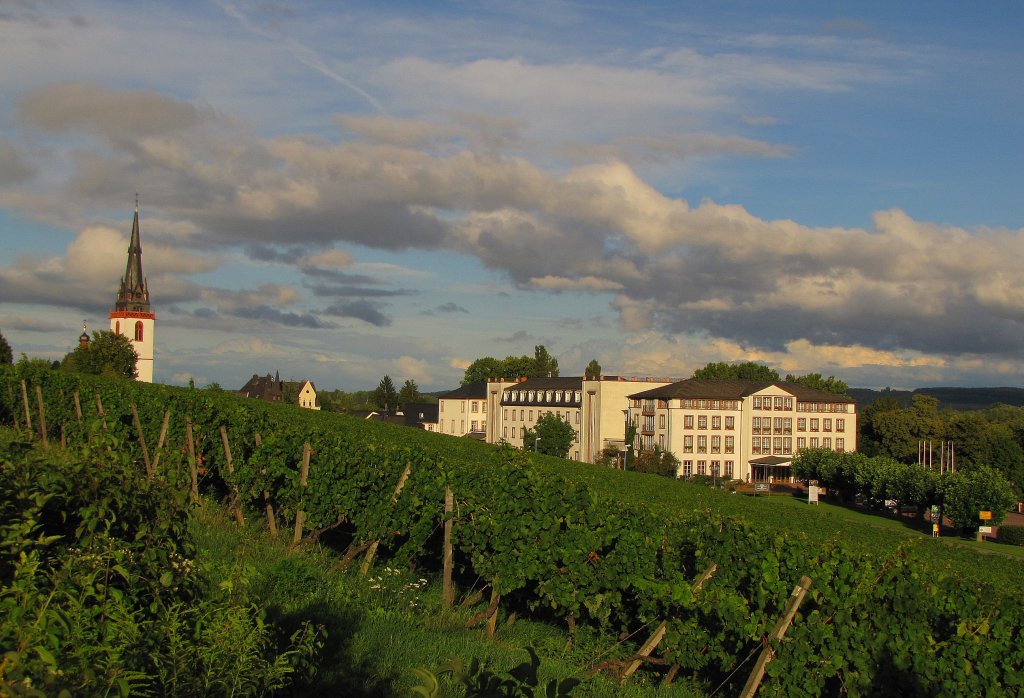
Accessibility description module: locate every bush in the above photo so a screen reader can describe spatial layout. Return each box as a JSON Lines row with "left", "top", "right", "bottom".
{"left": 998, "top": 525, "right": 1024, "bottom": 547}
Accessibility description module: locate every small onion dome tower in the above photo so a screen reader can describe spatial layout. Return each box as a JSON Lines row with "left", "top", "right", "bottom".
{"left": 78, "top": 321, "right": 90, "bottom": 348}
{"left": 109, "top": 197, "right": 155, "bottom": 382}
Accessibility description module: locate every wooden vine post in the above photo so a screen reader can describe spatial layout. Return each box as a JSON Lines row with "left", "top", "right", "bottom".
{"left": 131, "top": 404, "right": 152, "bottom": 480}
{"left": 20, "top": 380, "right": 32, "bottom": 433}
{"left": 360, "top": 461, "right": 413, "bottom": 575}
{"left": 442, "top": 485, "right": 455, "bottom": 607}
{"left": 185, "top": 418, "right": 199, "bottom": 502}
{"left": 34, "top": 385, "right": 48, "bottom": 447}
{"left": 95, "top": 393, "right": 108, "bottom": 431}
{"left": 621, "top": 562, "right": 718, "bottom": 684}
{"left": 150, "top": 410, "right": 171, "bottom": 477}
{"left": 73, "top": 391, "right": 83, "bottom": 421}
{"left": 254, "top": 433, "right": 278, "bottom": 537}
{"left": 292, "top": 442, "right": 312, "bottom": 546}
{"left": 5, "top": 380, "right": 19, "bottom": 429}
{"left": 219, "top": 425, "right": 245, "bottom": 526}
{"left": 739, "top": 575, "right": 813, "bottom": 698}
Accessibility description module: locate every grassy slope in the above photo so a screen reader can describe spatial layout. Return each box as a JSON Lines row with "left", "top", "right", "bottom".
{"left": 193, "top": 504, "right": 707, "bottom": 698}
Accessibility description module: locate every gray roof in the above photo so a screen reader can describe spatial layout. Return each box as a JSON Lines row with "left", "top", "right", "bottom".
{"left": 627, "top": 378, "right": 854, "bottom": 404}
{"left": 437, "top": 380, "right": 488, "bottom": 400}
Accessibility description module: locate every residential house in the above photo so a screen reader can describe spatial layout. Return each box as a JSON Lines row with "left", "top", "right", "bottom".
{"left": 237, "top": 372, "right": 321, "bottom": 410}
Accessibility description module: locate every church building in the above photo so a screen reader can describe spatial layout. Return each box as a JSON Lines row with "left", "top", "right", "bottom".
{"left": 109, "top": 201, "right": 155, "bottom": 382}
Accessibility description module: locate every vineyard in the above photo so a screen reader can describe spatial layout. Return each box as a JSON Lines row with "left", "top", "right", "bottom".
{"left": 4, "top": 363, "right": 1024, "bottom": 696}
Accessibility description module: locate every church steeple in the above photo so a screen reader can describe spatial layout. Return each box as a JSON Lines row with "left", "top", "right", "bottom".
{"left": 109, "top": 197, "right": 156, "bottom": 383}
{"left": 114, "top": 197, "right": 150, "bottom": 313}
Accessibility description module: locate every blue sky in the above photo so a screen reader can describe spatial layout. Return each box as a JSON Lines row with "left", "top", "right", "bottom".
{"left": 0, "top": 1, "right": 1022, "bottom": 391}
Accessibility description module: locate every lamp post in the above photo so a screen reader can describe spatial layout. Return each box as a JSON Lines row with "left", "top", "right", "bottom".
{"left": 622, "top": 408, "right": 631, "bottom": 470}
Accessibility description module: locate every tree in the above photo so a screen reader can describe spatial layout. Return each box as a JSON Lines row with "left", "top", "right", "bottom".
{"left": 374, "top": 375, "right": 398, "bottom": 413}
{"left": 692, "top": 361, "right": 779, "bottom": 381}
{"left": 522, "top": 413, "right": 575, "bottom": 458}
{"left": 784, "top": 372, "right": 849, "bottom": 396}
{"left": 0, "top": 329, "right": 11, "bottom": 365}
{"left": 533, "top": 345, "right": 559, "bottom": 378}
{"left": 63, "top": 330, "right": 137, "bottom": 379}
{"left": 462, "top": 357, "right": 505, "bottom": 385}
{"left": 632, "top": 448, "right": 680, "bottom": 478}
{"left": 941, "top": 467, "right": 1016, "bottom": 530}
{"left": 584, "top": 359, "right": 602, "bottom": 379}
{"left": 461, "top": 345, "right": 560, "bottom": 384}
{"left": 399, "top": 379, "right": 422, "bottom": 405}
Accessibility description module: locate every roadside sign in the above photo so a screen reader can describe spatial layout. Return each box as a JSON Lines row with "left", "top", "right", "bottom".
{"left": 754, "top": 482, "right": 770, "bottom": 494}
{"left": 808, "top": 485, "right": 819, "bottom": 504}
{"left": 980, "top": 511, "right": 993, "bottom": 520}
{"left": 979, "top": 526, "right": 993, "bottom": 534}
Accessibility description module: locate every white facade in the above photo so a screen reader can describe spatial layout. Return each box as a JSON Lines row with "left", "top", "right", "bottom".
{"left": 485, "top": 376, "right": 674, "bottom": 462}
{"left": 626, "top": 379, "right": 857, "bottom": 482}
{"left": 110, "top": 314, "right": 155, "bottom": 383}
{"left": 437, "top": 381, "right": 488, "bottom": 437}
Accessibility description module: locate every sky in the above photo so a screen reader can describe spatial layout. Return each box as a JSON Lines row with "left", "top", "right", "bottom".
{"left": 0, "top": 1, "right": 1022, "bottom": 392}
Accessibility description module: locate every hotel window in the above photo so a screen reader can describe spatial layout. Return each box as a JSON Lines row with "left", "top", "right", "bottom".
{"left": 775, "top": 397, "right": 784, "bottom": 410}
{"left": 725, "top": 416, "right": 735, "bottom": 430}
{"left": 684, "top": 435, "right": 694, "bottom": 453}
{"left": 797, "top": 418, "right": 806, "bottom": 431}
{"left": 774, "top": 417, "right": 783, "bottom": 434}
{"left": 471, "top": 421, "right": 478, "bottom": 432}
{"left": 684, "top": 415, "right": 694, "bottom": 429}
{"left": 774, "top": 437, "right": 783, "bottom": 453}
{"left": 836, "top": 438, "right": 845, "bottom": 452}
{"left": 711, "top": 461, "right": 721, "bottom": 478}
{"left": 698, "top": 415, "right": 708, "bottom": 429}
{"left": 519, "top": 409, "right": 525, "bottom": 421}
{"left": 503, "top": 409, "right": 508, "bottom": 420}
{"left": 810, "top": 418, "right": 819, "bottom": 432}
{"left": 659, "top": 435, "right": 665, "bottom": 449}
{"left": 482, "top": 402, "right": 486, "bottom": 413}
{"left": 752, "top": 439, "right": 761, "bottom": 454}
{"left": 711, "top": 435, "right": 721, "bottom": 453}
{"left": 471, "top": 402, "right": 478, "bottom": 412}
{"left": 712, "top": 415, "right": 721, "bottom": 430}
{"left": 763, "top": 437, "right": 773, "bottom": 453}
{"left": 784, "top": 397, "right": 793, "bottom": 410}
{"left": 725, "top": 436, "right": 734, "bottom": 453}
{"left": 784, "top": 418, "right": 792, "bottom": 435}
{"left": 529, "top": 410, "right": 534, "bottom": 421}
{"left": 461, "top": 402, "right": 466, "bottom": 413}
{"left": 837, "top": 419, "right": 845, "bottom": 433}
{"left": 512, "top": 427, "right": 517, "bottom": 439}
{"left": 697, "top": 461, "right": 707, "bottom": 475}
{"left": 683, "top": 460, "right": 693, "bottom": 477}
{"left": 659, "top": 414, "right": 666, "bottom": 429}
{"left": 797, "top": 437, "right": 806, "bottom": 450}
{"left": 725, "top": 461, "right": 734, "bottom": 478}
{"left": 134, "top": 321, "right": 144, "bottom": 342}
{"left": 823, "top": 437, "right": 832, "bottom": 449}
{"left": 783, "top": 438, "right": 792, "bottom": 454}
{"left": 752, "top": 417, "right": 761, "bottom": 434}
{"left": 576, "top": 412, "right": 580, "bottom": 424}
{"left": 503, "top": 427, "right": 507, "bottom": 438}
{"left": 810, "top": 437, "right": 820, "bottom": 448}
{"left": 697, "top": 435, "right": 707, "bottom": 453}
{"left": 753, "top": 397, "right": 762, "bottom": 409}
{"left": 823, "top": 418, "right": 832, "bottom": 432}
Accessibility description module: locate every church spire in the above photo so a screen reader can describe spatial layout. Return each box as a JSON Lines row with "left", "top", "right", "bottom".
{"left": 114, "top": 199, "right": 150, "bottom": 313}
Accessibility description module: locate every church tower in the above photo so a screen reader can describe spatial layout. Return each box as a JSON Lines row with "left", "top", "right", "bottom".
{"left": 109, "top": 199, "right": 155, "bottom": 382}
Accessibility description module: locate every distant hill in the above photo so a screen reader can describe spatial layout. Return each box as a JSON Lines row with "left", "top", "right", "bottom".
{"left": 849, "top": 386, "right": 1024, "bottom": 411}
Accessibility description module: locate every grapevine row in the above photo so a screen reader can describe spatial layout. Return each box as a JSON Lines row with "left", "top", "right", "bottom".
{"left": 3, "top": 364, "right": 1023, "bottom": 696}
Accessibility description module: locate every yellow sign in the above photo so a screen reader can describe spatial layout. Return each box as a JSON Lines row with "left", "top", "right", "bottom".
{"left": 979, "top": 511, "right": 993, "bottom": 520}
